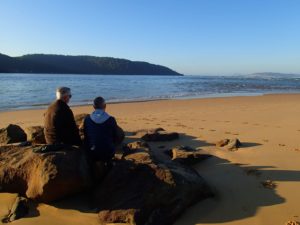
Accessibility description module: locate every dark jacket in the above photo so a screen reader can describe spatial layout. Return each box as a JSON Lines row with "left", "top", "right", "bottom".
{"left": 44, "top": 100, "right": 81, "bottom": 145}
{"left": 83, "top": 110, "right": 123, "bottom": 162}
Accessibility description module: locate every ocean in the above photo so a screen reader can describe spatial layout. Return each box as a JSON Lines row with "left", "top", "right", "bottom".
{"left": 1, "top": 73, "right": 300, "bottom": 111}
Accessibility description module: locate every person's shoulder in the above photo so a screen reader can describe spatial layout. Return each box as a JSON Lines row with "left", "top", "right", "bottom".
{"left": 84, "top": 114, "right": 91, "bottom": 123}
{"left": 46, "top": 100, "right": 59, "bottom": 111}
{"left": 108, "top": 116, "right": 116, "bottom": 122}
{"left": 106, "top": 116, "right": 117, "bottom": 125}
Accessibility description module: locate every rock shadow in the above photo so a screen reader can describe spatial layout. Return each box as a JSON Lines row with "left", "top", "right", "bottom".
{"left": 172, "top": 132, "right": 299, "bottom": 224}
{"left": 240, "top": 142, "right": 263, "bottom": 148}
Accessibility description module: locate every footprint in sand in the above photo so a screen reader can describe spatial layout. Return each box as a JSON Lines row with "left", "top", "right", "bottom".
{"left": 201, "top": 120, "right": 206, "bottom": 122}
{"left": 225, "top": 131, "right": 231, "bottom": 134}
{"left": 295, "top": 148, "right": 300, "bottom": 152}
{"left": 279, "top": 144, "right": 286, "bottom": 147}
{"left": 262, "top": 139, "right": 269, "bottom": 143}
{"left": 209, "top": 129, "right": 216, "bottom": 132}
{"left": 233, "top": 133, "right": 239, "bottom": 136}
{"left": 199, "top": 128, "right": 204, "bottom": 130}
{"left": 261, "top": 180, "right": 277, "bottom": 189}
{"left": 243, "top": 122, "right": 249, "bottom": 124}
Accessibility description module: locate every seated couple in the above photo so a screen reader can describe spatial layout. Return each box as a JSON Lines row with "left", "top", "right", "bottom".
{"left": 44, "top": 87, "right": 124, "bottom": 165}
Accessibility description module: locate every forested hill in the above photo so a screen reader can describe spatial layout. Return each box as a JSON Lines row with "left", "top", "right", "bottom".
{"left": 0, "top": 53, "right": 182, "bottom": 75}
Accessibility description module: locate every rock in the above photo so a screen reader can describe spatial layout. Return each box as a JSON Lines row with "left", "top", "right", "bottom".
{"left": 74, "top": 114, "right": 88, "bottom": 140}
{"left": 0, "top": 124, "right": 27, "bottom": 144}
{"left": 216, "top": 138, "right": 242, "bottom": 151}
{"left": 285, "top": 221, "right": 300, "bottom": 225}
{"left": 25, "top": 126, "right": 46, "bottom": 144}
{"left": 215, "top": 139, "right": 229, "bottom": 147}
{"left": 74, "top": 113, "right": 89, "bottom": 127}
{"left": 0, "top": 145, "right": 91, "bottom": 203}
{"left": 226, "top": 138, "right": 242, "bottom": 151}
{"left": 139, "top": 128, "right": 179, "bottom": 142}
{"left": 127, "top": 141, "right": 149, "bottom": 150}
{"left": 2, "top": 196, "right": 29, "bottom": 223}
{"left": 134, "top": 128, "right": 165, "bottom": 136}
{"left": 94, "top": 142, "right": 212, "bottom": 225}
{"left": 166, "top": 146, "right": 211, "bottom": 165}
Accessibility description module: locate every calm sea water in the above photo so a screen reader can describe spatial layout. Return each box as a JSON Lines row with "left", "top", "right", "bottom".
{"left": 1, "top": 73, "right": 300, "bottom": 111}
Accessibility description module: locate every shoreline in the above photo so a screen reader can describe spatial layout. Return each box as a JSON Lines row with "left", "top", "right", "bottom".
{"left": 1, "top": 92, "right": 300, "bottom": 113}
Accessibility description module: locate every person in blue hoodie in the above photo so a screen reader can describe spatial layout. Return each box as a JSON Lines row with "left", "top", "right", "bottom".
{"left": 83, "top": 96, "right": 124, "bottom": 164}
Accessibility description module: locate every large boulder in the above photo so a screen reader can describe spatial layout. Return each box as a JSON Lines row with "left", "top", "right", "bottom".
{"left": 94, "top": 142, "right": 212, "bottom": 225}
{"left": 0, "top": 145, "right": 91, "bottom": 203}
{"left": 0, "top": 124, "right": 27, "bottom": 144}
{"left": 25, "top": 126, "right": 46, "bottom": 144}
{"left": 165, "top": 145, "right": 211, "bottom": 165}
{"left": 137, "top": 128, "right": 179, "bottom": 142}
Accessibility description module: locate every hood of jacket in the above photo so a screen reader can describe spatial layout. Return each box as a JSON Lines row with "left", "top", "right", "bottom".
{"left": 90, "top": 109, "right": 111, "bottom": 124}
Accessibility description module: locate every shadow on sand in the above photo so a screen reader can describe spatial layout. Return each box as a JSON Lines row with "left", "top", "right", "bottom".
{"left": 45, "top": 132, "right": 299, "bottom": 225}
{"left": 173, "top": 134, "right": 300, "bottom": 225}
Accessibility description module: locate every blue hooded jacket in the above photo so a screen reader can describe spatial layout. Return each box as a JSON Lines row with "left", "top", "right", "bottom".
{"left": 83, "top": 109, "right": 118, "bottom": 162}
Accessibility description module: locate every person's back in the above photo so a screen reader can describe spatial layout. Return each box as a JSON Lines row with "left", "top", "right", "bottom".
{"left": 83, "top": 96, "right": 123, "bottom": 162}
{"left": 44, "top": 87, "right": 81, "bottom": 146}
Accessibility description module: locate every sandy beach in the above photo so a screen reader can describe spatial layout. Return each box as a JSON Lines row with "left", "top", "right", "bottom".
{"left": 1, "top": 93, "right": 300, "bottom": 225}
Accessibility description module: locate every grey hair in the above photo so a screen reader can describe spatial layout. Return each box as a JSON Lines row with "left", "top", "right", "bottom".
{"left": 56, "top": 87, "right": 71, "bottom": 100}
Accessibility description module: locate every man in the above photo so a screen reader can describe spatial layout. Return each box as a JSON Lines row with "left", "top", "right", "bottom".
{"left": 44, "top": 87, "right": 81, "bottom": 145}
{"left": 83, "top": 96, "right": 124, "bottom": 163}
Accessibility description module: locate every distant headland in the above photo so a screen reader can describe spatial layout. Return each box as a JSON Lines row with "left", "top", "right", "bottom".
{"left": 0, "top": 53, "right": 182, "bottom": 76}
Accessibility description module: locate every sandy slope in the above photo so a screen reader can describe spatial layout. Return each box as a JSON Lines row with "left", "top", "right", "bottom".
{"left": 1, "top": 94, "right": 300, "bottom": 225}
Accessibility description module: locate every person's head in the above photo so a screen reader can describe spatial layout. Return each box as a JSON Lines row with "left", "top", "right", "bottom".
{"left": 93, "top": 96, "right": 106, "bottom": 110}
{"left": 56, "top": 87, "right": 72, "bottom": 104}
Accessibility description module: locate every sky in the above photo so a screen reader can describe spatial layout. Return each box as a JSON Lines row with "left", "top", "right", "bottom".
{"left": 1, "top": 0, "right": 300, "bottom": 75}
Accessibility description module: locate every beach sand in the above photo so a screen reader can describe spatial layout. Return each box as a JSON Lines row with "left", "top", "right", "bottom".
{"left": 1, "top": 94, "right": 300, "bottom": 225}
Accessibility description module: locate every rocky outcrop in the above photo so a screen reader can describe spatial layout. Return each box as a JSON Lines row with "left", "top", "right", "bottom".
{"left": 216, "top": 138, "right": 242, "bottom": 151}
{"left": 25, "top": 126, "right": 46, "bottom": 144}
{"left": 94, "top": 142, "right": 212, "bottom": 225}
{"left": 137, "top": 128, "right": 179, "bottom": 142}
{"left": 165, "top": 146, "right": 211, "bottom": 165}
{"left": 0, "top": 124, "right": 27, "bottom": 144}
{"left": 0, "top": 145, "right": 91, "bottom": 203}
{"left": 0, "top": 131, "right": 211, "bottom": 224}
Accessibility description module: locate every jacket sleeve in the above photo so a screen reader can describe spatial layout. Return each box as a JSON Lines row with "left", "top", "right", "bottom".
{"left": 111, "top": 117, "right": 125, "bottom": 145}
{"left": 68, "top": 109, "right": 82, "bottom": 146}
{"left": 83, "top": 116, "right": 89, "bottom": 148}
